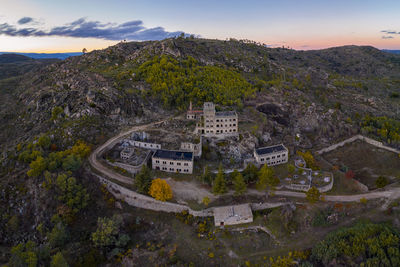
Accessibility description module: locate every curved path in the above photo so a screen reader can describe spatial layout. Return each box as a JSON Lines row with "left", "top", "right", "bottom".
{"left": 89, "top": 117, "right": 172, "bottom": 184}
{"left": 88, "top": 117, "right": 400, "bottom": 216}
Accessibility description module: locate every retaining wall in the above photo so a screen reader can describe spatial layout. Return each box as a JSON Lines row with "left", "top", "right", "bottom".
{"left": 94, "top": 173, "right": 213, "bottom": 217}
{"left": 317, "top": 135, "right": 400, "bottom": 155}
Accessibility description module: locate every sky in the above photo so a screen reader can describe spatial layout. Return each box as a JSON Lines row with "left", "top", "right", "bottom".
{"left": 0, "top": 0, "right": 400, "bottom": 52}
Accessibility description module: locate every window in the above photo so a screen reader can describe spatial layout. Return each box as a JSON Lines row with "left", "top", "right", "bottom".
{"left": 156, "top": 160, "right": 160, "bottom": 163}
{"left": 184, "top": 163, "right": 188, "bottom": 166}
{"left": 266, "top": 157, "right": 270, "bottom": 160}
{"left": 261, "top": 158, "right": 264, "bottom": 161}
{"left": 162, "top": 161, "right": 167, "bottom": 164}
{"left": 170, "top": 168, "right": 174, "bottom": 171}
{"left": 233, "top": 119, "right": 236, "bottom": 121}
{"left": 177, "top": 162, "right": 181, "bottom": 166}
{"left": 170, "top": 162, "right": 174, "bottom": 165}
{"left": 277, "top": 155, "right": 281, "bottom": 158}
{"left": 272, "top": 156, "right": 275, "bottom": 159}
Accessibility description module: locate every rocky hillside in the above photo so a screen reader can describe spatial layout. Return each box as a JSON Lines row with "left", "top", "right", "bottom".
{"left": 0, "top": 37, "right": 400, "bottom": 265}
{"left": 1, "top": 38, "right": 399, "bottom": 155}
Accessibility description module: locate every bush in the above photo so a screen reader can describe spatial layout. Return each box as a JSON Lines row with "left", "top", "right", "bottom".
{"left": 306, "top": 187, "right": 320, "bottom": 203}
{"left": 376, "top": 176, "right": 389, "bottom": 188}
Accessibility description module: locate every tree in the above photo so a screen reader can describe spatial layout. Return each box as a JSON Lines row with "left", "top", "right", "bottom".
{"left": 27, "top": 156, "right": 47, "bottom": 177}
{"left": 345, "top": 170, "right": 355, "bottom": 179}
{"left": 91, "top": 217, "right": 120, "bottom": 248}
{"left": 256, "top": 164, "right": 278, "bottom": 191}
{"left": 212, "top": 164, "right": 227, "bottom": 194}
{"left": 134, "top": 165, "right": 152, "bottom": 194}
{"left": 38, "top": 135, "right": 51, "bottom": 150}
{"left": 201, "top": 165, "right": 213, "bottom": 185}
{"left": 297, "top": 151, "right": 319, "bottom": 170}
{"left": 55, "top": 174, "right": 89, "bottom": 213}
{"left": 82, "top": 48, "right": 87, "bottom": 54}
{"left": 310, "top": 222, "right": 400, "bottom": 266}
{"left": 306, "top": 186, "right": 321, "bottom": 203}
{"left": 242, "top": 163, "right": 258, "bottom": 184}
{"left": 232, "top": 170, "right": 247, "bottom": 195}
{"left": 287, "top": 164, "right": 296, "bottom": 174}
{"left": 62, "top": 154, "right": 82, "bottom": 172}
{"left": 50, "top": 252, "right": 69, "bottom": 267}
{"left": 376, "top": 176, "right": 389, "bottom": 188}
{"left": 149, "top": 178, "right": 173, "bottom": 201}
{"left": 202, "top": 196, "right": 210, "bottom": 206}
{"left": 10, "top": 241, "right": 38, "bottom": 267}
{"left": 69, "top": 140, "right": 91, "bottom": 158}
{"left": 48, "top": 223, "right": 68, "bottom": 248}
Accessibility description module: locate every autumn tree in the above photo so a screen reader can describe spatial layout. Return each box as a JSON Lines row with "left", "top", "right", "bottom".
{"left": 232, "top": 170, "right": 247, "bottom": 195}
{"left": 202, "top": 196, "right": 210, "bottom": 206}
{"left": 212, "top": 164, "right": 227, "bottom": 194}
{"left": 134, "top": 165, "right": 152, "bottom": 194}
{"left": 68, "top": 140, "right": 91, "bottom": 158}
{"left": 256, "top": 164, "right": 278, "bottom": 191}
{"left": 306, "top": 186, "right": 321, "bottom": 203}
{"left": 149, "top": 178, "right": 173, "bottom": 201}
{"left": 297, "top": 150, "right": 319, "bottom": 170}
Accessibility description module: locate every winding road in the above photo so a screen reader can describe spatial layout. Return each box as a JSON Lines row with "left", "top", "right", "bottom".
{"left": 88, "top": 117, "right": 400, "bottom": 213}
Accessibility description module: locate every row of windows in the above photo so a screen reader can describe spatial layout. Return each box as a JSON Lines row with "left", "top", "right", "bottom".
{"left": 155, "top": 160, "right": 189, "bottom": 166}
{"left": 160, "top": 167, "right": 189, "bottom": 173}
{"left": 134, "top": 142, "right": 160, "bottom": 148}
{"left": 260, "top": 153, "right": 287, "bottom": 161}
{"left": 205, "top": 124, "right": 237, "bottom": 128}
{"left": 205, "top": 118, "right": 236, "bottom": 123}
{"left": 205, "top": 129, "right": 237, "bottom": 134}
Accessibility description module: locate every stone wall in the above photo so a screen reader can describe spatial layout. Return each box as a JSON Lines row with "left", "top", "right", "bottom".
{"left": 317, "top": 135, "right": 400, "bottom": 155}
{"left": 94, "top": 173, "right": 213, "bottom": 217}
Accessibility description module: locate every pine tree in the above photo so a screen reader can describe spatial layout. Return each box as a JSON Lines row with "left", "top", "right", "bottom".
{"left": 134, "top": 165, "right": 152, "bottom": 194}
{"left": 233, "top": 170, "right": 247, "bottom": 196}
{"left": 201, "top": 165, "right": 213, "bottom": 185}
{"left": 256, "top": 164, "right": 278, "bottom": 191}
{"left": 212, "top": 164, "right": 227, "bottom": 194}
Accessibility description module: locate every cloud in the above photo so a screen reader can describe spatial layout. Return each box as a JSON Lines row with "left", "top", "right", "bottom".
{"left": 0, "top": 17, "right": 188, "bottom": 41}
{"left": 382, "top": 36, "right": 394, "bottom": 39}
{"left": 18, "top": 17, "right": 34, "bottom": 25}
{"left": 381, "top": 30, "right": 399, "bottom": 34}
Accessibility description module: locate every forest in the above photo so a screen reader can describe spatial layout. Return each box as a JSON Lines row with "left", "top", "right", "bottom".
{"left": 137, "top": 55, "right": 256, "bottom": 109}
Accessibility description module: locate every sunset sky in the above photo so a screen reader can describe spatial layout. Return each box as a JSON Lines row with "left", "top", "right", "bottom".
{"left": 1, "top": 0, "right": 400, "bottom": 52}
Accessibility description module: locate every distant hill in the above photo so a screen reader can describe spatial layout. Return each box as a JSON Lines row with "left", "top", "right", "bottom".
{"left": 382, "top": 49, "right": 400, "bottom": 55}
{"left": 0, "top": 52, "right": 82, "bottom": 60}
{"left": 0, "top": 53, "right": 33, "bottom": 63}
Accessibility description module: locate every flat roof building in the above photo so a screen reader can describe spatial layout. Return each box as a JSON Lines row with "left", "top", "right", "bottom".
{"left": 152, "top": 149, "right": 194, "bottom": 174}
{"left": 254, "top": 144, "right": 289, "bottom": 166}
{"left": 213, "top": 204, "right": 253, "bottom": 226}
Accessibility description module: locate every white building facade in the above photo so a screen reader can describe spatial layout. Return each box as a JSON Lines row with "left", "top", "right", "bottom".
{"left": 254, "top": 144, "right": 289, "bottom": 166}
{"left": 152, "top": 149, "right": 194, "bottom": 174}
{"left": 195, "top": 102, "right": 238, "bottom": 137}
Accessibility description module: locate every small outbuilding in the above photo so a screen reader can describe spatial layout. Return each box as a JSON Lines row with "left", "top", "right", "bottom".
{"left": 213, "top": 204, "right": 253, "bottom": 227}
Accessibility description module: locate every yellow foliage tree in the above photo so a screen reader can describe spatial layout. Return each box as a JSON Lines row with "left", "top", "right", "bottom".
{"left": 149, "top": 178, "right": 173, "bottom": 201}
